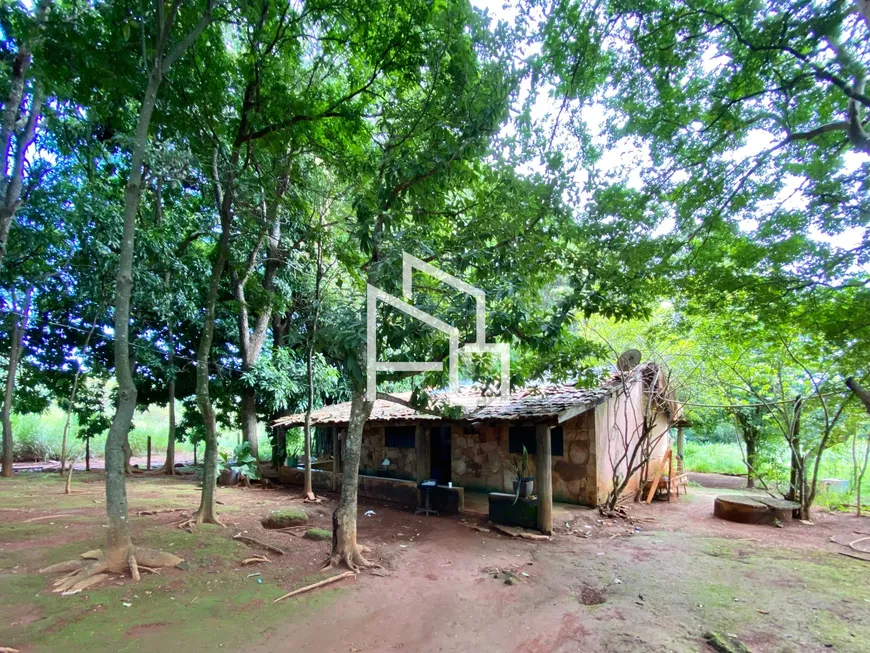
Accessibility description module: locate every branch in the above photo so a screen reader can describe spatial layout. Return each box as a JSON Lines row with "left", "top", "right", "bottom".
{"left": 786, "top": 121, "right": 850, "bottom": 142}
{"left": 160, "top": 0, "right": 217, "bottom": 73}
{"left": 847, "top": 73, "right": 870, "bottom": 153}
{"left": 237, "top": 36, "right": 394, "bottom": 145}
{"left": 846, "top": 377, "right": 870, "bottom": 415}
{"left": 3, "top": 82, "right": 44, "bottom": 209}
{"left": 376, "top": 392, "right": 448, "bottom": 419}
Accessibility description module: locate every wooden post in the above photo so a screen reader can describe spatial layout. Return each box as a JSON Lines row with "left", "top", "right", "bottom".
{"left": 332, "top": 428, "right": 341, "bottom": 491}
{"left": 85, "top": 437, "right": 90, "bottom": 471}
{"left": 676, "top": 424, "right": 684, "bottom": 459}
{"left": 415, "top": 424, "right": 431, "bottom": 482}
{"left": 146, "top": 436, "right": 151, "bottom": 471}
{"left": 536, "top": 423, "right": 552, "bottom": 535}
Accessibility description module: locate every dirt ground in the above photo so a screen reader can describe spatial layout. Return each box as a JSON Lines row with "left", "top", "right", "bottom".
{"left": 2, "top": 472, "right": 869, "bottom": 652}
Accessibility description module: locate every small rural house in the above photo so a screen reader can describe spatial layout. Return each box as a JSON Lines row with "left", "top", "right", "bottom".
{"left": 273, "top": 364, "right": 676, "bottom": 514}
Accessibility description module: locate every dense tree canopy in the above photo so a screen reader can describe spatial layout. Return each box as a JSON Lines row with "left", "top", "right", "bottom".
{"left": 0, "top": 0, "right": 868, "bottom": 562}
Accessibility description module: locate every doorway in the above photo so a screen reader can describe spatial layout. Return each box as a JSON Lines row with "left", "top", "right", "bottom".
{"left": 429, "top": 426, "right": 452, "bottom": 485}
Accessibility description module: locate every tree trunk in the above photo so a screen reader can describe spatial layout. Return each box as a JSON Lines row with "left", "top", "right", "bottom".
{"left": 786, "top": 397, "right": 803, "bottom": 503}
{"left": 325, "top": 390, "right": 374, "bottom": 570}
{"left": 303, "top": 410, "right": 313, "bottom": 497}
{"left": 187, "top": 149, "right": 232, "bottom": 527}
{"left": 745, "top": 435, "right": 757, "bottom": 489}
{"left": 102, "top": 46, "right": 167, "bottom": 564}
{"left": 800, "top": 453, "right": 812, "bottom": 521}
{"left": 60, "top": 313, "right": 99, "bottom": 474}
{"left": 194, "top": 394, "right": 220, "bottom": 523}
{"left": 269, "top": 312, "right": 291, "bottom": 468}
{"left": 163, "top": 378, "right": 176, "bottom": 474}
{"left": 856, "top": 0, "right": 870, "bottom": 30}
{"left": 0, "top": 0, "right": 49, "bottom": 268}
{"left": 847, "top": 377, "right": 870, "bottom": 415}
{"left": 1, "top": 288, "right": 32, "bottom": 477}
{"left": 240, "top": 385, "right": 259, "bottom": 460}
{"left": 303, "top": 224, "right": 325, "bottom": 498}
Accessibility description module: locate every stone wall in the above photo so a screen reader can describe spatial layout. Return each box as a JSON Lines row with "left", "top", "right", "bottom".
{"left": 449, "top": 412, "right": 598, "bottom": 506}
{"left": 277, "top": 465, "right": 418, "bottom": 508}
{"left": 359, "top": 425, "right": 416, "bottom": 481}
{"left": 552, "top": 412, "right": 597, "bottom": 506}
{"left": 450, "top": 423, "right": 512, "bottom": 493}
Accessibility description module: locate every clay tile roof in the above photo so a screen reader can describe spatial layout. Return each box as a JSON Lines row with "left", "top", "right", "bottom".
{"left": 271, "top": 383, "right": 616, "bottom": 430}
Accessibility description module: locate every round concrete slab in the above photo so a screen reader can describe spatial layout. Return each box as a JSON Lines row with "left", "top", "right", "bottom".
{"left": 713, "top": 494, "right": 799, "bottom": 525}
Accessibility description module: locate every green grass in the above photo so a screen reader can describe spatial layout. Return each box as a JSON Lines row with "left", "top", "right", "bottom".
{"left": 683, "top": 441, "right": 747, "bottom": 476}
{"left": 0, "top": 566, "right": 345, "bottom": 652}
{"left": 0, "top": 473, "right": 343, "bottom": 651}
{"left": 11, "top": 403, "right": 273, "bottom": 462}
{"left": 685, "top": 439, "right": 870, "bottom": 511}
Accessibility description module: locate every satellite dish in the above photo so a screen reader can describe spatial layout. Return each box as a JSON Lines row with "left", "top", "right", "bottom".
{"left": 617, "top": 349, "right": 642, "bottom": 372}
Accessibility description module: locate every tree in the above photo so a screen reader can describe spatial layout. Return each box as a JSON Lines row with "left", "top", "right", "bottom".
{"left": 0, "top": 0, "right": 49, "bottom": 267}
{"left": 183, "top": 158, "right": 231, "bottom": 527}
{"left": 847, "top": 377, "right": 870, "bottom": 516}
{"left": 302, "top": 193, "right": 329, "bottom": 499}
{"left": 1, "top": 286, "right": 32, "bottom": 476}
{"left": 79, "top": 0, "right": 218, "bottom": 579}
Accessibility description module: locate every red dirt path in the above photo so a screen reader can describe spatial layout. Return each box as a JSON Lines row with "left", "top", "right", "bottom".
{"left": 249, "top": 478, "right": 870, "bottom": 653}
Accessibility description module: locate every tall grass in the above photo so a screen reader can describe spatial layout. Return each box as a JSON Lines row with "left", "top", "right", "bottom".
{"left": 683, "top": 441, "right": 747, "bottom": 476}
{"left": 11, "top": 403, "right": 272, "bottom": 462}
{"left": 684, "top": 439, "right": 870, "bottom": 511}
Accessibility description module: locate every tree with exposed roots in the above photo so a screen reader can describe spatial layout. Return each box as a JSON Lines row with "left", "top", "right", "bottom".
{"left": 41, "top": 0, "right": 218, "bottom": 588}
{"left": 323, "top": 390, "right": 377, "bottom": 570}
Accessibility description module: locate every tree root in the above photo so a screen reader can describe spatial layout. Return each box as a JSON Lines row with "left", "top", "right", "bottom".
{"left": 273, "top": 570, "right": 355, "bottom": 603}
{"left": 137, "top": 508, "right": 185, "bottom": 517}
{"left": 52, "top": 559, "right": 109, "bottom": 593}
{"left": 178, "top": 509, "right": 224, "bottom": 531}
{"left": 42, "top": 547, "right": 183, "bottom": 592}
{"left": 321, "top": 544, "right": 381, "bottom": 573}
{"left": 233, "top": 534, "right": 284, "bottom": 555}
{"left": 128, "top": 553, "right": 140, "bottom": 582}
{"left": 60, "top": 573, "right": 108, "bottom": 595}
